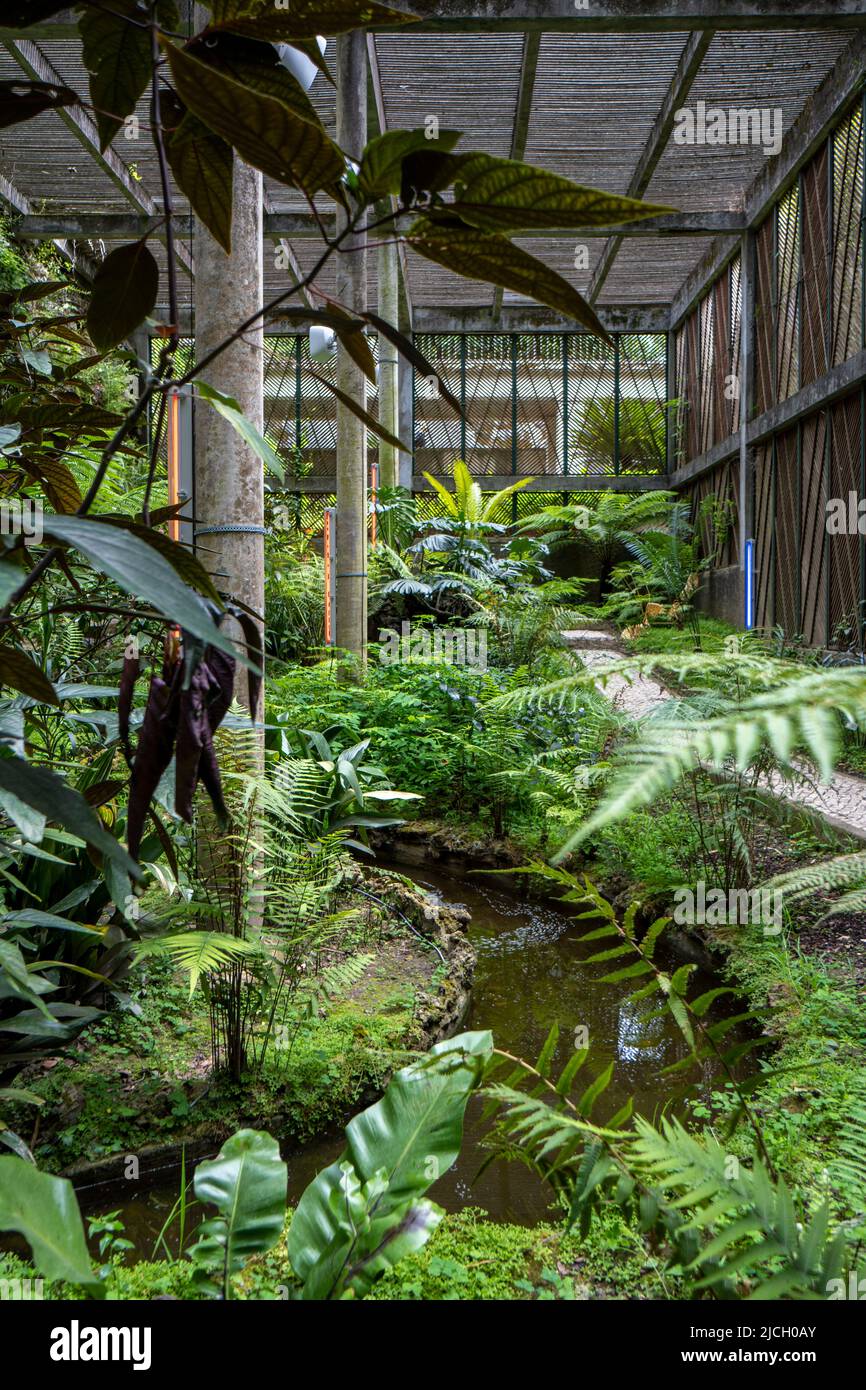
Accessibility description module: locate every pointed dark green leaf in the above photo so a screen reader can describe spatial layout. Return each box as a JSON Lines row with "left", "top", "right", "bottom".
{"left": 0, "top": 756, "right": 139, "bottom": 878}
{"left": 359, "top": 128, "right": 460, "bottom": 201}
{"left": 86, "top": 241, "right": 159, "bottom": 351}
{"left": 165, "top": 106, "right": 234, "bottom": 255}
{"left": 407, "top": 219, "right": 612, "bottom": 342}
{"left": 0, "top": 646, "right": 58, "bottom": 705}
{"left": 448, "top": 152, "right": 675, "bottom": 233}
{"left": 78, "top": 0, "right": 152, "bottom": 151}
{"left": 0, "top": 80, "right": 79, "bottom": 130}
{"left": 160, "top": 37, "right": 344, "bottom": 198}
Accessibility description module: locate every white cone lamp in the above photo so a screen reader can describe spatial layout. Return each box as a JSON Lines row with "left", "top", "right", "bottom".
{"left": 309, "top": 325, "right": 337, "bottom": 360}
{"left": 276, "top": 36, "right": 327, "bottom": 92}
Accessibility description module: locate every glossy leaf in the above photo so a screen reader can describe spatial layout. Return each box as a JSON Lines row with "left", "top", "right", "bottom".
{"left": 288, "top": 1030, "right": 492, "bottom": 1298}
{"left": 0, "top": 80, "right": 79, "bottom": 130}
{"left": 78, "top": 0, "right": 151, "bottom": 150}
{"left": 41, "top": 514, "right": 244, "bottom": 666}
{"left": 0, "top": 646, "right": 58, "bottom": 705}
{"left": 86, "top": 241, "right": 159, "bottom": 352}
{"left": 165, "top": 105, "right": 235, "bottom": 255}
{"left": 0, "top": 1156, "right": 101, "bottom": 1294}
{"left": 447, "top": 152, "right": 675, "bottom": 233}
{"left": 186, "top": 32, "right": 325, "bottom": 131}
{"left": 101, "top": 515, "right": 222, "bottom": 603}
{"left": 189, "top": 1130, "right": 287, "bottom": 1297}
{"left": 197, "top": 382, "right": 284, "bottom": 480}
{"left": 160, "top": 38, "right": 344, "bottom": 199}
{"left": 359, "top": 127, "right": 460, "bottom": 201}
{"left": 0, "top": 756, "right": 139, "bottom": 878}
{"left": 408, "top": 219, "right": 612, "bottom": 342}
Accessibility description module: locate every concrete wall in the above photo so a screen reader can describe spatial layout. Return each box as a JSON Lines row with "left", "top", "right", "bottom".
{"left": 695, "top": 564, "right": 744, "bottom": 628}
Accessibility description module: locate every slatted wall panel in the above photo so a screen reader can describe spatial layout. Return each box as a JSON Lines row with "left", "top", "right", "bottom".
{"left": 413, "top": 334, "right": 462, "bottom": 473}
{"left": 799, "top": 412, "right": 828, "bottom": 646}
{"left": 685, "top": 310, "right": 702, "bottom": 462}
{"left": 776, "top": 184, "right": 802, "bottom": 402}
{"left": 828, "top": 391, "right": 864, "bottom": 643}
{"left": 566, "top": 335, "right": 617, "bottom": 476}
{"left": 800, "top": 150, "right": 829, "bottom": 390}
{"left": 831, "top": 105, "right": 864, "bottom": 367}
{"left": 774, "top": 427, "right": 800, "bottom": 636}
{"left": 513, "top": 334, "right": 565, "bottom": 475}
{"left": 711, "top": 276, "right": 731, "bottom": 447}
{"left": 754, "top": 443, "right": 775, "bottom": 630}
{"left": 687, "top": 458, "right": 739, "bottom": 571}
{"left": 673, "top": 323, "right": 689, "bottom": 467}
{"left": 754, "top": 217, "right": 777, "bottom": 416}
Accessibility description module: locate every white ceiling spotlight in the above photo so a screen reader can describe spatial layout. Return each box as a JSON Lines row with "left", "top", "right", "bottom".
{"left": 275, "top": 36, "right": 327, "bottom": 93}
{"left": 309, "top": 325, "right": 337, "bottom": 360}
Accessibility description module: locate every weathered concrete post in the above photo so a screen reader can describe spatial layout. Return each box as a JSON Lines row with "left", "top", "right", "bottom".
{"left": 335, "top": 30, "right": 368, "bottom": 669}
{"left": 377, "top": 210, "right": 400, "bottom": 489}
{"left": 193, "top": 155, "right": 264, "bottom": 724}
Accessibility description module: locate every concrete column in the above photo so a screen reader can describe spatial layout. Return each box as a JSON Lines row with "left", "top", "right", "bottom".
{"left": 376, "top": 210, "right": 400, "bottom": 489}
{"left": 397, "top": 355, "right": 414, "bottom": 492}
{"left": 193, "top": 155, "right": 264, "bottom": 718}
{"left": 335, "top": 30, "right": 368, "bottom": 669}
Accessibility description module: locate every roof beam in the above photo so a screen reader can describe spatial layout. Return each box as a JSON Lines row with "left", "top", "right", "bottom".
{"left": 492, "top": 30, "right": 540, "bottom": 320}
{"left": 378, "top": 3, "right": 866, "bottom": 32}
{"left": 4, "top": 37, "right": 194, "bottom": 278}
{"left": 669, "top": 31, "right": 866, "bottom": 327}
{"left": 0, "top": 171, "right": 97, "bottom": 281}
{"left": 12, "top": 210, "right": 745, "bottom": 241}
{"left": 4, "top": 4, "right": 865, "bottom": 38}
{"left": 413, "top": 303, "right": 670, "bottom": 333}
{"left": 586, "top": 29, "right": 713, "bottom": 304}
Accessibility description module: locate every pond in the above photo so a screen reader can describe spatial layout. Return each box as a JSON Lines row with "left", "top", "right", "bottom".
{"left": 84, "top": 860, "right": 739, "bottom": 1257}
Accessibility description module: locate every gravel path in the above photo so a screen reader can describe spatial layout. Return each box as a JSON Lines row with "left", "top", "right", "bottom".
{"left": 562, "top": 621, "right": 866, "bottom": 842}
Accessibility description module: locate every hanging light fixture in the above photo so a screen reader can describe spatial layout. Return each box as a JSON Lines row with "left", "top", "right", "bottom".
{"left": 275, "top": 36, "right": 327, "bottom": 93}
{"left": 309, "top": 324, "right": 337, "bottom": 360}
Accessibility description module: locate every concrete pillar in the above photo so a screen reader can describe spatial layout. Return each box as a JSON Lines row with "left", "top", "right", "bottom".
{"left": 193, "top": 155, "right": 264, "bottom": 719}
{"left": 335, "top": 30, "right": 368, "bottom": 669}
{"left": 376, "top": 210, "right": 400, "bottom": 489}
{"left": 398, "top": 355, "right": 414, "bottom": 491}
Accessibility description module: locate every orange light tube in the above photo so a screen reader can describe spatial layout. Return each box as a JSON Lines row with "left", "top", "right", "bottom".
{"left": 167, "top": 389, "right": 180, "bottom": 542}
{"left": 370, "top": 460, "right": 378, "bottom": 550}
{"left": 323, "top": 508, "right": 334, "bottom": 646}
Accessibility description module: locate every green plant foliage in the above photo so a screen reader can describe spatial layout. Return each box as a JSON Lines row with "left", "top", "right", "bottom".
{"left": 0, "top": 1155, "right": 102, "bottom": 1294}
{"left": 188, "top": 1129, "right": 288, "bottom": 1298}
{"left": 287, "top": 1030, "right": 493, "bottom": 1299}
{"left": 85, "top": 241, "right": 160, "bottom": 351}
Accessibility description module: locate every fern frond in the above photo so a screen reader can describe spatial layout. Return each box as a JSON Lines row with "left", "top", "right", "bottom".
{"left": 133, "top": 932, "right": 264, "bottom": 996}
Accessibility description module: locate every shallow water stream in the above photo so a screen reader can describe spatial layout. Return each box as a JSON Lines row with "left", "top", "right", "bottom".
{"left": 92, "top": 861, "right": 734, "bottom": 1253}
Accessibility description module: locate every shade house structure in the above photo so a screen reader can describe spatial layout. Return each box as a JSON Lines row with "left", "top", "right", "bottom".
{"left": 2, "top": 3, "right": 864, "bottom": 655}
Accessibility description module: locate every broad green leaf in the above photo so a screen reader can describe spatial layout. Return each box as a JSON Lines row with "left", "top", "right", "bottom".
{"left": 0, "top": 646, "right": 58, "bottom": 705}
{"left": 408, "top": 220, "right": 612, "bottom": 342}
{"left": 41, "top": 514, "right": 245, "bottom": 666}
{"left": 86, "top": 241, "right": 159, "bottom": 351}
{"left": 447, "top": 152, "right": 674, "bottom": 233}
{"left": 78, "top": 0, "right": 151, "bottom": 150}
{"left": 165, "top": 108, "right": 235, "bottom": 255}
{"left": 187, "top": 32, "right": 326, "bottom": 131}
{"left": 359, "top": 128, "right": 460, "bottom": 200}
{"left": 0, "top": 756, "right": 139, "bottom": 877}
{"left": 197, "top": 382, "right": 284, "bottom": 480}
{"left": 100, "top": 515, "right": 223, "bottom": 602}
{"left": 288, "top": 1030, "right": 492, "bottom": 1297}
{"left": 160, "top": 38, "right": 344, "bottom": 199}
{"left": 200, "top": 0, "right": 417, "bottom": 42}
{"left": 189, "top": 1130, "right": 287, "bottom": 1297}
{"left": 0, "top": 1155, "right": 101, "bottom": 1294}
{"left": 0, "top": 80, "right": 79, "bottom": 130}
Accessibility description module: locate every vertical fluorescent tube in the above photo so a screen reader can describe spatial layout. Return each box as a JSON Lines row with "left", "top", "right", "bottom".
{"left": 744, "top": 537, "right": 755, "bottom": 629}
{"left": 324, "top": 506, "right": 336, "bottom": 646}
{"left": 370, "top": 460, "right": 378, "bottom": 549}
{"left": 167, "top": 389, "right": 181, "bottom": 542}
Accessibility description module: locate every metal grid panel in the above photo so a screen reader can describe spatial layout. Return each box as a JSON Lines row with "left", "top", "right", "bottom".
{"left": 463, "top": 333, "right": 516, "bottom": 476}
{"left": 512, "top": 334, "right": 567, "bottom": 475}
{"left": 684, "top": 456, "right": 739, "bottom": 572}
{"left": 565, "top": 334, "right": 617, "bottom": 476}
{"left": 617, "top": 334, "right": 667, "bottom": 474}
{"left": 831, "top": 104, "right": 864, "bottom": 367}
